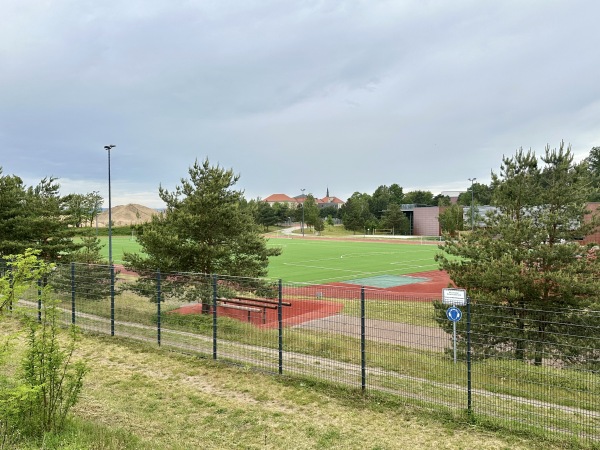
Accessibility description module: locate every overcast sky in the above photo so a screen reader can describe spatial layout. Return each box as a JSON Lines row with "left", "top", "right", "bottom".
{"left": 2, "top": 0, "right": 600, "bottom": 208}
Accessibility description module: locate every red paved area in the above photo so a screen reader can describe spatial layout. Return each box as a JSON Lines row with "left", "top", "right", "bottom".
{"left": 170, "top": 299, "right": 344, "bottom": 329}
{"left": 170, "top": 270, "right": 453, "bottom": 327}
{"left": 283, "top": 270, "right": 452, "bottom": 302}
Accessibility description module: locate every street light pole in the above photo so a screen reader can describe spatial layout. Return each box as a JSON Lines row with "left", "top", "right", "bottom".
{"left": 105, "top": 145, "right": 116, "bottom": 264}
{"left": 468, "top": 177, "right": 476, "bottom": 230}
{"left": 301, "top": 188, "right": 305, "bottom": 237}
{"left": 105, "top": 145, "right": 116, "bottom": 336}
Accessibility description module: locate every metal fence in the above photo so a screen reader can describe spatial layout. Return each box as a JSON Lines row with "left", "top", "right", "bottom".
{"left": 10, "top": 262, "right": 600, "bottom": 446}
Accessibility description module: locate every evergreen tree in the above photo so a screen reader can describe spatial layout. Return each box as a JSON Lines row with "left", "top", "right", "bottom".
{"left": 0, "top": 169, "right": 27, "bottom": 257}
{"left": 380, "top": 203, "right": 410, "bottom": 235}
{"left": 0, "top": 170, "right": 80, "bottom": 261}
{"left": 256, "top": 201, "right": 278, "bottom": 231}
{"left": 314, "top": 217, "right": 325, "bottom": 235}
{"left": 123, "top": 159, "right": 281, "bottom": 310}
{"left": 584, "top": 146, "right": 600, "bottom": 202}
{"left": 436, "top": 143, "right": 600, "bottom": 366}
{"left": 272, "top": 202, "right": 291, "bottom": 223}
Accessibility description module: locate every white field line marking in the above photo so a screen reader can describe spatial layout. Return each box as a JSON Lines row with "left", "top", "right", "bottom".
{"left": 281, "top": 256, "right": 439, "bottom": 285}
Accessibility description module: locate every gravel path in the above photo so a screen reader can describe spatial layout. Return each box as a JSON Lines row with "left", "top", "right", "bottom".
{"left": 295, "top": 314, "right": 450, "bottom": 351}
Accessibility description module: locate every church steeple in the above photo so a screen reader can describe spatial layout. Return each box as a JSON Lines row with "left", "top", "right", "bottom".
{"left": 326, "top": 187, "right": 330, "bottom": 198}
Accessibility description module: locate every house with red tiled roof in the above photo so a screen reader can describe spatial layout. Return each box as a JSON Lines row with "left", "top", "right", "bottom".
{"left": 262, "top": 194, "right": 299, "bottom": 208}
{"left": 317, "top": 188, "right": 344, "bottom": 209}
{"left": 263, "top": 189, "right": 345, "bottom": 209}
{"left": 318, "top": 196, "right": 344, "bottom": 209}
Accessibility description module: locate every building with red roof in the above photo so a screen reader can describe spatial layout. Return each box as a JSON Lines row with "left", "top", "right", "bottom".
{"left": 262, "top": 189, "right": 345, "bottom": 209}
{"left": 262, "top": 193, "right": 299, "bottom": 208}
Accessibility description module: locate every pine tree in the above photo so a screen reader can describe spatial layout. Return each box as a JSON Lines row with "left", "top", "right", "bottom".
{"left": 0, "top": 170, "right": 81, "bottom": 261}
{"left": 123, "top": 159, "right": 281, "bottom": 310}
{"left": 435, "top": 143, "right": 600, "bottom": 367}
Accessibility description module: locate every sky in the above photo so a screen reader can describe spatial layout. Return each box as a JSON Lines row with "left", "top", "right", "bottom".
{"left": 2, "top": 1, "right": 600, "bottom": 209}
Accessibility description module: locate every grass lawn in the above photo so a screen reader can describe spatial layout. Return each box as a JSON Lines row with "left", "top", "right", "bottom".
{"left": 1, "top": 319, "right": 549, "bottom": 450}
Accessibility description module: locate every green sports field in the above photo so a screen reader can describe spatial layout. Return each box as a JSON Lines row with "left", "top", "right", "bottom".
{"left": 94, "top": 236, "right": 441, "bottom": 284}
{"left": 266, "top": 238, "right": 440, "bottom": 284}
{"left": 94, "top": 236, "right": 145, "bottom": 263}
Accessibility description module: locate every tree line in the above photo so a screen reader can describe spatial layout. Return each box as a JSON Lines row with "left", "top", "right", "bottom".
{"left": 2, "top": 145, "right": 600, "bottom": 262}
{"left": 0, "top": 169, "right": 105, "bottom": 264}
{"left": 334, "top": 146, "right": 600, "bottom": 237}
{"left": 253, "top": 185, "right": 486, "bottom": 234}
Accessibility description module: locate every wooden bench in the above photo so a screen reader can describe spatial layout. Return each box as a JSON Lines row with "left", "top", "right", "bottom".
{"left": 217, "top": 296, "right": 292, "bottom": 324}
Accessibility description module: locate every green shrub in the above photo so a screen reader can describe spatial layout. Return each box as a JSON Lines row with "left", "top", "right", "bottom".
{"left": 0, "top": 250, "right": 88, "bottom": 444}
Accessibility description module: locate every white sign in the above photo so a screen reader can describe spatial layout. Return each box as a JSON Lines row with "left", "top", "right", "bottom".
{"left": 442, "top": 288, "right": 467, "bottom": 306}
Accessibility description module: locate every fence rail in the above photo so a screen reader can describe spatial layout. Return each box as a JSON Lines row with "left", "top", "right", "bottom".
{"left": 8, "top": 262, "right": 600, "bottom": 446}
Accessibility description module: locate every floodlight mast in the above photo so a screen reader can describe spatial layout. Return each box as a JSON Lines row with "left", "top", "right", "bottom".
{"left": 105, "top": 144, "right": 117, "bottom": 336}
{"left": 468, "top": 177, "right": 476, "bottom": 230}
{"left": 301, "top": 188, "right": 306, "bottom": 237}
{"left": 105, "top": 145, "right": 116, "bottom": 265}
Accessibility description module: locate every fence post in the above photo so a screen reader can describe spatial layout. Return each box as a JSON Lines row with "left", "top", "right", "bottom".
{"left": 110, "top": 264, "right": 115, "bottom": 336}
{"left": 8, "top": 271, "right": 13, "bottom": 312}
{"left": 71, "top": 262, "right": 76, "bottom": 324}
{"left": 212, "top": 274, "right": 218, "bottom": 360}
{"left": 361, "top": 286, "right": 366, "bottom": 392}
{"left": 467, "top": 295, "right": 472, "bottom": 415}
{"left": 278, "top": 279, "right": 283, "bottom": 375}
{"left": 37, "top": 277, "right": 42, "bottom": 323}
{"left": 156, "top": 269, "right": 161, "bottom": 346}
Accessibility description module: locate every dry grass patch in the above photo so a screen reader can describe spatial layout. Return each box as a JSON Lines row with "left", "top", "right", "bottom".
{"left": 1, "top": 318, "right": 571, "bottom": 449}
{"left": 76, "top": 340, "right": 543, "bottom": 449}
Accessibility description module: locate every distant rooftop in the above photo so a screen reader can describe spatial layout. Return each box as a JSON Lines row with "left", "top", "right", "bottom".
{"left": 441, "top": 190, "right": 465, "bottom": 197}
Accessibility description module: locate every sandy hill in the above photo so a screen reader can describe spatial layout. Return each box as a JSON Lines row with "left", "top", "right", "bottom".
{"left": 96, "top": 204, "right": 160, "bottom": 227}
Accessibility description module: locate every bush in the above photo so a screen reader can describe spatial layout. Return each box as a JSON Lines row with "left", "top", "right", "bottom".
{"left": 0, "top": 250, "right": 88, "bottom": 445}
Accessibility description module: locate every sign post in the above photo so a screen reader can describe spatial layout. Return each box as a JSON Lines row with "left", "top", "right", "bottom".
{"left": 443, "top": 289, "right": 466, "bottom": 364}
{"left": 446, "top": 306, "right": 462, "bottom": 363}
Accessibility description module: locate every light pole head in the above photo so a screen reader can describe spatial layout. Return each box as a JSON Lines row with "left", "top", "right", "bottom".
{"left": 104, "top": 144, "right": 116, "bottom": 150}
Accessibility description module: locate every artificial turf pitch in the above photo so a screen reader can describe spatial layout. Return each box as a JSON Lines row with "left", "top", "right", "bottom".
{"left": 95, "top": 235, "right": 442, "bottom": 287}
{"left": 265, "top": 238, "right": 441, "bottom": 285}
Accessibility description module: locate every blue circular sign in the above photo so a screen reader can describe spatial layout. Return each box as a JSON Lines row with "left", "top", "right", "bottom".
{"left": 446, "top": 306, "right": 462, "bottom": 322}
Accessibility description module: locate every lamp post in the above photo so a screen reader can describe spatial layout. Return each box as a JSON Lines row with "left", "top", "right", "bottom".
{"left": 104, "top": 144, "right": 116, "bottom": 336}
{"left": 301, "top": 188, "right": 305, "bottom": 237}
{"left": 104, "top": 145, "right": 116, "bottom": 264}
{"left": 468, "top": 177, "right": 476, "bottom": 230}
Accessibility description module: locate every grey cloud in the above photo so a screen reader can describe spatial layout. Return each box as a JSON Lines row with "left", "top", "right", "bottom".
{"left": 1, "top": 1, "right": 600, "bottom": 208}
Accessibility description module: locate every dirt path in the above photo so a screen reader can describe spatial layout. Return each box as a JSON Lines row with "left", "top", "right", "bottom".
{"left": 296, "top": 314, "right": 449, "bottom": 351}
